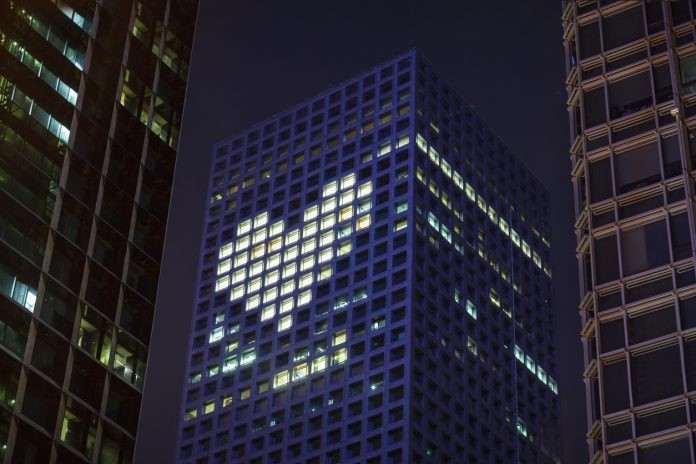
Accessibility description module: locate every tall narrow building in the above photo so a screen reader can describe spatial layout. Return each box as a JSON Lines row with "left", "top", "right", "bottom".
{"left": 176, "top": 50, "right": 559, "bottom": 464}
{"left": 563, "top": 1, "right": 696, "bottom": 462}
{"left": 0, "top": 1, "right": 197, "bottom": 462}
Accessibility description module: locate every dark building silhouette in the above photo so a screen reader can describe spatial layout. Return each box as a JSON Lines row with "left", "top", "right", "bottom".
{"left": 563, "top": 1, "right": 696, "bottom": 462}
{"left": 176, "top": 50, "right": 559, "bottom": 464}
{"left": 0, "top": 0, "right": 197, "bottom": 462}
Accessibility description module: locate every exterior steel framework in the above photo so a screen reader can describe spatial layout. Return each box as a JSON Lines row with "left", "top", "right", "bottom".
{"left": 0, "top": 0, "right": 197, "bottom": 462}
{"left": 177, "top": 50, "right": 560, "bottom": 464}
{"left": 563, "top": 1, "right": 696, "bottom": 462}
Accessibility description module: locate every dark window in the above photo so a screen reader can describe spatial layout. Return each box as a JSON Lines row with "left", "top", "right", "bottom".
{"left": 631, "top": 344, "right": 683, "bottom": 406}
{"left": 620, "top": 220, "right": 669, "bottom": 276}
{"left": 594, "top": 235, "right": 619, "bottom": 284}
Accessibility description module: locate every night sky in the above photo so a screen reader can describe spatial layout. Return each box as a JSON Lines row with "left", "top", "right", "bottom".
{"left": 135, "top": 1, "right": 585, "bottom": 462}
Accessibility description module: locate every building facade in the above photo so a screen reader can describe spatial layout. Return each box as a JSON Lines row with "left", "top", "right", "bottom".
{"left": 0, "top": 0, "right": 197, "bottom": 462}
{"left": 563, "top": 1, "right": 696, "bottom": 462}
{"left": 177, "top": 50, "right": 559, "bottom": 464}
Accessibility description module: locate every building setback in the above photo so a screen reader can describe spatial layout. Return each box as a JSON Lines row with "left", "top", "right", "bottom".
{"left": 0, "top": 0, "right": 197, "bottom": 462}
{"left": 563, "top": 1, "right": 696, "bottom": 462}
{"left": 177, "top": 50, "right": 559, "bottom": 464}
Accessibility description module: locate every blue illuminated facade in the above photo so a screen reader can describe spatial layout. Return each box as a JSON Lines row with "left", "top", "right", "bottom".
{"left": 176, "top": 50, "right": 560, "bottom": 464}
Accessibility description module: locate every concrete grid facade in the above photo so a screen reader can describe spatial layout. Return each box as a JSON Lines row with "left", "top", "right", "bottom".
{"left": 178, "top": 50, "right": 559, "bottom": 464}
{"left": 563, "top": 0, "right": 696, "bottom": 462}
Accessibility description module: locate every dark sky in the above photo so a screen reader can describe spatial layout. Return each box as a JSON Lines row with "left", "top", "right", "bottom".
{"left": 136, "top": 1, "right": 585, "bottom": 462}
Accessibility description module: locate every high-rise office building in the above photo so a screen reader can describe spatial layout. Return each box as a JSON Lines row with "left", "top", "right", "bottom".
{"left": 0, "top": 1, "right": 197, "bottom": 462}
{"left": 563, "top": 1, "right": 696, "bottom": 462}
{"left": 177, "top": 50, "right": 559, "bottom": 464}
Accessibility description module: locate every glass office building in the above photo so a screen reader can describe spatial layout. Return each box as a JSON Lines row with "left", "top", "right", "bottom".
{"left": 0, "top": 1, "right": 197, "bottom": 462}
{"left": 563, "top": 1, "right": 696, "bottom": 462}
{"left": 177, "top": 50, "right": 559, "bottom": 464}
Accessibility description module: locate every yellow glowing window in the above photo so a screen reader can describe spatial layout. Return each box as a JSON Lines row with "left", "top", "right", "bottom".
{"left": 222, "top": 394, "right": 233, "bottom": 407}
{"left": 394, "top": 218, "right": 407, "bottom": 232}
{"left": 396, "top": 134, "right": 409, "bottom": 148}
{"left": 240, "top": 388, "right": 250, "bottom": 400}
{"left": 465, "top": 183, "right": 476, "bottom": 201}
{"left": 511, "top": 230, "right": 520, "bottom": 246}
{"left": 219, "top": 243, "right": 233, "bottom": 259}
{"left": 333, "top": 330, "right": 347, "bottom": 346}
{"left": 266, "top": 253, "right": 281, "bottom": 269}
{"left": 378, "top": 143, "right": 390, "bottom": 157}
{"left": 338, "top": 206, "right": 353, "bottom": 222}
{"left": 318, "top": 265, "right": 332, "bottom": 281}
{"left": 249, "top": 261, "right": 264, "bottom": 277}
{"left": 293, "top": 363, "right": 308, "bottom": 380}
{"left": 299, "top": 273, "right": 313, "bottom": 288}
{"left": 281, "top": 280, "right": 295, "bottom": 296}
{"left": 251, "top": 244, "right": 265, "bottom": 259}
{"left": 499, "top": 219, "right": 510, "bottom": 236}
{"left": 488, "top": 207, "right": 498, "bottom": 224}
{"left": 273, "top": 370, "right": 289, "bottom": 388}
{"left": 522, "top": 241, "right": 531, "bottom": 257}
{"left": 304, "top": 205, "right": 319, "bottom": 221}
{"left": 269, "top": 220, "right": 284, "bottom": 237}
{"left": 428, "top": 146, "right": 439, "bottom": 164}
{"left": 337, "top": 241, "right": 351, "bottom": 256}
{"left": 341, "top": 173, "right": 356, "bottom": 190}
{"left": 283, "top": 262, "right": 297, "bottom": 279}
{"left": 322, "top": 197, "right": 337, "bottom": 213}
{"left": 441, "top": 159, "right": 451, "bottom": 177}
{"left": 339, "top": 190, "right": 354, "bottom": 206}
{"left": 230, "top": 285, "right": 244, "bottom": 301}
{"left": 302, "top": 239, "right": 316, "bottom": 254}
{"left": 254, "top": 212, "right": 268, "bottom": 228}
{"left": 298, "top": 290, "right": 312, "bottom": 306}
{"left": 416, "top": 133, "right": 427, "bottom": 152}
{"left": 332, "top": 347, "right": 347, "bottom": 365}
{"left": 533, "top": 252, "right": 542, "bottom": 268}
{"left": 237, "top": 219, "right": 251, "bottom": 236}
{"left": 284, "top": 245, "right": 298, "bottom": 261}
{"left": 268, "top": 237, "right": 282, "bottom": 252}
{"left": 247, "top": 278, "right": 262, "bottom": 294}
{"left": 286, "top": 229, "right": 300, "bottom": 245}
{"left": 357, "top": 182, "right": 372, "bottom": 198}
{"left": 323, "top": 181, "right": 338, "bottom": 197}
{"left": 303, "top": 221, "right": 318, "bottom": 237}
{"left": 319, "top": 248, "right": 333, "bottom": 263}
{"left": 312, "top": 356, "right": 327, "bottom": 373}
{"left": 453, "top": 172, "right": 464, "bottom": 189}
{"left": 278, "top": 315, "right": 293, "bottom": 332}
{"left": 234, "top": 252, "right": 248, "bottom": 268}
{"left": 215, "top": 276, "right": 230, "bottom": 292}
{"left": 185, "top": 408, "right": 198, "bottom": 421}
{"left": 280, "top": 297, "right": 294, "bottom": 313}
{"left": 263, "top": 287, "right": 278, "bottom": 303}
{"left": 261, "top": 305, "right": 275, "bottom": 321}
{"left": 236, "top": 235, "right": 250, "bottom": 251}
{"left": 226, "top": 339, "right": 238, "bottom": 353}
{"left": 252, "top": 228, "right": 267, "bottom": 245}
{"left": 217, "top": 259, "right": 231, "bottom": 275}
{"left": 232, "top": 269, "right": 246, "bottom": 284}
{"left": 246, "top": 295, "right": 260, "bottom": 310}
{"left": 301, "top": 256, "right": 315, "bottom": 271}
{"left": 320, "top": 214, "right": 335, "bottom": 230}
{"left": 320, "top": 231, "right": 334, "bottom": 247}
{"left": 356, "top": 215, "right": 371, "bottom": 231}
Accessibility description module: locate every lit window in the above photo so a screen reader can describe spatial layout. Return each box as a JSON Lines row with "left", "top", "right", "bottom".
{"left": 332, "top": 347, "right": 347, "bottom": 365}
{"left": 323, "top": 181, "right": 338, "bottom": 197}
{"left": 185, "top": 408, "right": 198, "bottom": 421}
{"left": 228, "top": 323, "right": 240, "bottom": 334}
{"left": 215, "top": 276, "right": 230, "bottom": 292}
{"left": 222, "top": 355, "right": 237, "bottom": 373}
{"left": 514, "top": 345, "right": 525, "bottom": 362}
{"left": 280, "top": 297, "right": 294, "bottom": 313}
{"left": 278, "top": 315, "right": 293, "bottom": 332}
{"left": 254, "top": 212, "right": 268, "bottom": 228}
{"left": 378, "top": 142, "right": 390, "bottom": 157}
{"left": 266, "top": 253, "right": 280, "bottom": 269}
{"left": 232, "top": 269, "right": 246, "bottom": 284}
{"left": 303, "top": 221, "right": 318, "bottom": 237}
{"left": 525, "top": 355, "right": 536, "bottom": 373}
{"left": 522, "top": 241, "right": 531, "bottom": 257}
{"left": 298, "top": 290, "right": 312, "bottom": 306}
{"left": 283, "top": 262, "right": 297, "bottom": 279}
{"left": 453, "top": 171, "right": 464, "bottom": 189}
{"left": 477, "top": 196, "right": 487, "bottom": 212}
{"left": 357, "top": 182, "right": 372, "bottom": 198}
{"left": 252, "top": 228, "right": 267, "bottom": 244}
{"left": 281, "top": 280, "right": 295, "bottom": 295}
{"left": 299, "top": 273, "right": 313, "bottom": 288}
{"left": 246, "top": 295, "right": 260, "bottom": 310}
{"left": 318, "top": 265, "right": 332, "bottom": 281}
{"left": 340, "top": 190, "right": 354, "bottom": 205}
{"left": 337, "top": 224, "right": 352, "bottom": 238}
{"left": 209, "top": 327, "right": 224, "bottom": 343}
{"left": 302, "top": 239, "right": 316, "bottom": 254}
{"left": 261, "top": 305, "right": 275, "bottom": 321}
{"left": 293, "top": 363, "right": 308, "bottom": 380}
{"left": 396, "top": 134, "right": 409, "bottom": 148}
{"left": 251, "top": 243, "right": 265, "bottom": 259}
{"left": 269, "top": 220, "right": 284, "bottom": 237}
{"left": 357, "top": 199, "right": 371, "bottom": 214}
{"left": 230, "top": 285, "right": 244, "bottom": 301}
{"left": 322, "top": 197, "right": 337, "bottom": 213}
{"left": 533, "top": 252, "right": 542, "bottom": 268}
{"left": 321, "top": 214, "right": 336, "bottom": 230}
{"left": 263, "top": 287, "right": 278, "bottom": 303}
{"left": 240, "top": 348, "right": 255, "bottom": 365}
{"left": 301, "top": 256, "right": 315, "bottom": 271}
{"left": 268, "top": 237, "right": 282, "bottom": 252}
{"left": 465, "top": 183, "right": 476, "bottom": 201}
{"left": 219, "top": 243, "right": 233, "bottom": 259}
{"left": 234, "top": 252, "right": 248, "bottom": 268}
{"left": 466, "top": 300, "right": 477, "bottom": 319}
{"left": 394, "top": 218, "right": 407, "bottom": 232}
{"left": 488, "top": 206, "right": 497, "bottom": 224}
{"left": 333, "top": 330, "right": 347, "bottom": 346}
{"left": 218, "top": 259, "right": 231, "bottom": 275}
{"left": 208, "top": 365, "right": 219, "bottom": 377}
{"left": 338, "top": 206, "right": 353, "bottom": 222}
{"left": 341, "top": 173, "right": 356, "bottom": 190}
{"left": 294, "top": 347, "right": 309, "bottom": 362}
{"left": 237, "top": 219, "right": 251, "bottom": 236}
{"left": 499, "top": 218, "right": 510, "bottom": 236}
{"left": 273, "top": 370, "right": 289, "bottom": 388}
{"left": 240, "top": 388, "right": 250, "bottom": 400}
{"left": 249, "top": 261, "right": 264, "bottom": 277}
{"left": 467, "top": 337, "right": 477, "bottom": 355}
{"left": 286, "top": 229, "right": 300, "bottom": 244}
{"left": 248, "top": 278, "right": 262, "bottom": 294}
{"left": 537, "top": 366, "right": 547, "bottom": 384}
{"left": 312, "top": 356, "right": 327, "bottom": 372}
{"left": 284, "top": 245, "right": 298, "bottom": 261}
{"left": 319, "top": 248, "right": 333, "bottom": 263}
{"left": 416, "top": 133, "right": 427, "bottom": 152}
{"left": 320, "top": 231, "right": 334, "bottom": 246}
{"left": 441, "top": 158, "right": 451, "bottom": 177}
{"left": 356, "top": 215, "right": 371, "bottom": 231}
{"left": 428, "top": 146, "right": 440, "bottom": 165}
{"left": 337, "top": 241, "right": 351, "bottom": 256}
{"left": 511, "top": 230, "right": 521, "bottom": 246}
{"left": 395, "top": 201, "right": 408, "bottom": 214}
{"left": 304, "top": 205, "right": 319, "bottom": 221}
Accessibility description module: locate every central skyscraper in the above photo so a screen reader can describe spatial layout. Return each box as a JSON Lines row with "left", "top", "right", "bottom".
{"left": 177, "top": 50, "right": 559, "bottom": 464}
